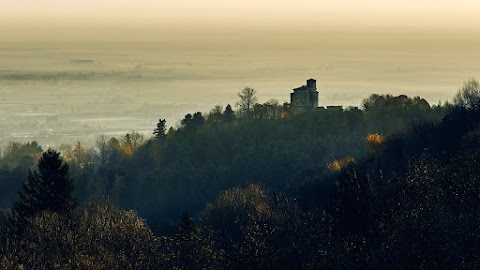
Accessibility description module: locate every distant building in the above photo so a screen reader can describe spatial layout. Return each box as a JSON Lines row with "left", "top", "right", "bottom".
{"left": 290, "top": 79, "right": 319, "bottom": 114}
{"left": 326, "top": 105, "right": 343, "bottom": 111}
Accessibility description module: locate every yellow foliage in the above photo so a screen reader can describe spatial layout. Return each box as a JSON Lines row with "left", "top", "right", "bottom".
{"left": 366, "top": 133, "right": 384, "bottom": 147}
{"left": 61, "top": 149, "right": 74, "bottom": 163}
{"left": 328, "top": 157, "right": 356, "bottom": 172}
{"left": 121, "top": 143, "right": 133, "bottom": 157}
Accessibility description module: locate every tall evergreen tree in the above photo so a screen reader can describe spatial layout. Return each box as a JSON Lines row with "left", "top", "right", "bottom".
{"left": 153, "top": 118, "right": 167, "bottom": 141}
{"left": 223, "top": 104, "right": 235, "bottom": 122}
{"left": 9, "top": 149, "right": 76, "bottom": 234}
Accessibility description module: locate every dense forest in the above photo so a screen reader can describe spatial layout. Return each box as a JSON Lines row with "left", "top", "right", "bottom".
{"left": 1, "top": 79, "right": 480, "bottom": 269}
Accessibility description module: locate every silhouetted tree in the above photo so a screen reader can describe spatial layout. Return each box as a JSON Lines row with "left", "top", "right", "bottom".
{"left": 223, "top": 104, "right": 235, "bottom": 122}
{"left": 237, "top": 87, "right": 257, "bottom": 114}
{"left": 9, "top": 150, "right": 76, "bottom": 234}
{"left": 454, "top": 78, "right": 480, "bottom": 110}
{"left": 208, "top": 106, "right": 224, "bottom": 123}
{"left": 95, "top": 135, "right": 109, "bottom": 164}
{"left": 192, "top": 112, "right": 205, "bottom": 126}
{"left": 181, "top": 113, "right": 193, "bottom": 128}
{"left": 153, "top": 119, "right": 167, "bottom": 141}
{"left": 129, "top": 130, "right": 145, "bottom": 150}
{"left": 182, "top": 112, "right": 205, "bottom": 130}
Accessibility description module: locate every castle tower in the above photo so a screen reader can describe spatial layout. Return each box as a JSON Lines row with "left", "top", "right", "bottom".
{"left": 306, "top": 78, "right": 316, "bottom": 89}
{"left": 290, "top": 79, "right": 319, "bottom": 114}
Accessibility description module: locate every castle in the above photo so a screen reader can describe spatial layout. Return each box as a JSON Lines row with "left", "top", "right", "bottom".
{"left": 290, "top": 79, "right": 319, "bottom": 114}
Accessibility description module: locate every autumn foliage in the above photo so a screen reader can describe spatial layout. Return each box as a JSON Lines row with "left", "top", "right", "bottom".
{"left": 366, "top": 133, "right": 384, "bottom": 147}
{"left": 328, "top": 157, "right": 356, "bottom": 172}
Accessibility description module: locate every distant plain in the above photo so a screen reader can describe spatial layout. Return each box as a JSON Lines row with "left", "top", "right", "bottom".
{"left": 1, "top": 29, "right": 479, "bottom": 148}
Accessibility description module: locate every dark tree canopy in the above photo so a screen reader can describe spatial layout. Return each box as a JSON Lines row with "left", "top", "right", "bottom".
{"left": 192, "top": 112, "right": 206, "bottom": 126}
{"left": 9, "top": 149, "right": 76, "bottom": 233}
{"left": 181, "top": 112, "right": 205, "bottom": 130}
{"left": 181, "top": 113, "right": 193, "bottom": 127}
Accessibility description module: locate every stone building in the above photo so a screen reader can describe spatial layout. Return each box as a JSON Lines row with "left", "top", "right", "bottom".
{"left": 290, "top": 79, "right": 319, "bottom": 114}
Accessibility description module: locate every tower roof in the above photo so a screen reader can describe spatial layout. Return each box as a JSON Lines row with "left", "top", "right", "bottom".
{"left": 293, "top": 86, "right": 307, "bottom": 91}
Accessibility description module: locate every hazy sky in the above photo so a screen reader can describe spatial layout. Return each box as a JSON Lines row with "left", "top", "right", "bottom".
{"left": 1, "top": 0, "right": 480, "bottom": 139}
{"left": 2, "top": 0, "right": 480, "bottom": 41}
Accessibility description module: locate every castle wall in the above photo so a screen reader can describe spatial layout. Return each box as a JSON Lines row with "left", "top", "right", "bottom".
{"left": 290, "top": 79, "right": 318, "bottom": 114}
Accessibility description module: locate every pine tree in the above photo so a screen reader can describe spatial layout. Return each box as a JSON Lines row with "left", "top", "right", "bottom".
{"left": 9, "top": 149, "right": 76, "bottom": 234}
{"left": 153, "top": 118, "right": 167, "bottom": 141}
{"left": 223, "top": 104, "right": 235, "bottom": 122}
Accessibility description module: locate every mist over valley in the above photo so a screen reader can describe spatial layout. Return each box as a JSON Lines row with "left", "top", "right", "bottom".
{"left": 1, "top": 31, "right": 478, "bottom": 148}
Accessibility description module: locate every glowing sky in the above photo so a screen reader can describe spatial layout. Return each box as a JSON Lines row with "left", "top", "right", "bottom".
{"left": 2, "top": 0, "right": 479, "bottom": 38}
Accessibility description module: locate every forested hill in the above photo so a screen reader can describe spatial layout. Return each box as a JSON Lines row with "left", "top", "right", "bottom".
{"left": 324, "top": 104, "right": 480, "bottom": 269}
{"left": 0, "top": 93, "right": 447, "bottom": 232}
{"left": 2, "top": 79, "right": 480, "bottom": 268}
{"left": 72, "top": 93, "right": 447, "bottom": 231}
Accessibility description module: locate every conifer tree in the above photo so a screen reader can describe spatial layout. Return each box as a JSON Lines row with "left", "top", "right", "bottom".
{"left": 223, "top": 104, "right": 235, "bottom": 122}
{"left": 9, "top": 149, "right": 76, "bottom": 234}
{"left": 153, "top": 118, "right": 167, "bottom": 141}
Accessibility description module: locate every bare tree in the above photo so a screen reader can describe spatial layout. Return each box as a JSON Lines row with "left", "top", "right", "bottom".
{"left": 129, "top": 130, "right": 145, "bottom": 150}
{"left": 454, "top": 79, "right": 480, "bottom": 110}
{"left": 96, "top": 135, "right": 108, "bottom": 164}
{"left": 122, "top": 131, "right": 145, "bottom": 155}
{"left": 237, "top": 87, "right": 258, "bottom": 113}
